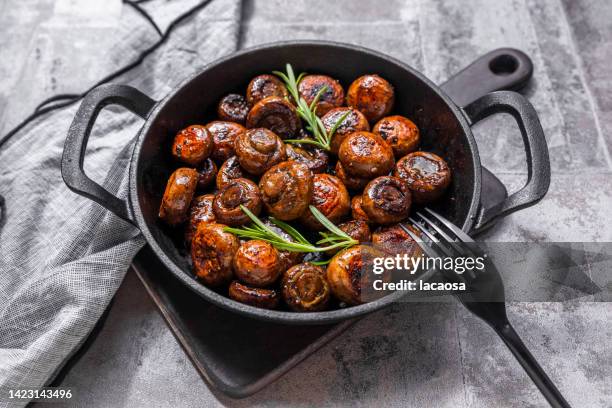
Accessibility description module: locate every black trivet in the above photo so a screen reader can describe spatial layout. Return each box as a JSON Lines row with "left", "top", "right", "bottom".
{"left": 132, "top": 246, "right": 355, "bottom": 398}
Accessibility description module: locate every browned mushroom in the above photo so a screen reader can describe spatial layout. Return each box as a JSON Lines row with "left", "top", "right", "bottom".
{"left": 338, "top": 131, "right": 395, "bottom": 179}
{"left": 216, "top": 156, "right": 251, "bottom": 190}
{"left": 286, "top": 142, "right": 329, "bottom": 174}
{"left": 326, "top": 245, "right": 385, "bottom": 305}
{"left": 347, "top": 74, "right": 395, "bottom": 123}
{"left": 362, "top": 176, "right": 411, "bottom": 225}
{"left": 159, "top": 168, "right": 199, "bottom": 225}
{"left": 206, "top": 121, "right": 246, "bottom": 163}
{"left": 171, "top": 125, "right": 213, "bottom": 166}
{"left": 297, "top": 74, "right": 344, "bottom": 117}
{"left": 213, "top": 178, "right": 262, "bottom": 226}
{"left": 326, "top": 219, "right": 371, "bottom": 256}
{"left": 196, "top": 158, "right": 217, "bottom": 190}
{"left": 191, "top": 223, "right": 239, "bottom": 286}
{"left": 259, "top": 161, "right": 313, "bottom": 221}
{"left": 281, "top": 263, "right": 330, "bottom": 312}
{"left": 394, "top": 151, "right": 451, "bottom": 204}
{"left": 185, "top": 194, "right": 216, "bottom": 244}
{"left": 322, "top": 107, "right": 370, "bottom": 154}
{"left": 246, "top": 96, "right": 300, "bottom": 139}
{"left": 246, "top": 74, "right": 289, "bottom": 105}
{"left": 234, "top": 128, "right": 287, "bottom": 175}
{"left": 233, "top": 240, "right": 283, "bottom": 287}
{"left": 334, "top": 161, "right": 369, "bottom": 191}
{"left": 229, "top": 281, "right": 280, "bottom": 309}
{"left": 217, "top": 94, "right": 250, "bottom": 124}
{"left": 351, "top": 195, "right": 372, "bottom": 224}
{"left": 300, "top": 174, "right": 350, "bottom": 230}
{"left": 373, "top": 115, "right": 420, "bottom": 158}
{"left": 338, "top": 220, "right": 371, "bottom": 243}
{"left": 372, "top": 224, "right": 421, "bottom": 257}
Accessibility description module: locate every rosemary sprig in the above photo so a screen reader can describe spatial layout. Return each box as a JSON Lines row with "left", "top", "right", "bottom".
{"left": 224, "top": 205, "right": 358, "bottom": 255}
{"left": 273, "top": 64, "right": 350, "bottom": 151}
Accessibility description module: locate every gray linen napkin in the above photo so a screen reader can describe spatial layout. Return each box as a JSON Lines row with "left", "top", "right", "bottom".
{"left": 0, "top": 1, "right": 241, "bottom": 405}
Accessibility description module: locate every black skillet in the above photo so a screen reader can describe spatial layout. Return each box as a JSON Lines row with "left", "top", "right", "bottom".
{"left": 61, "top": 41, "right": 550, "bottom": 325}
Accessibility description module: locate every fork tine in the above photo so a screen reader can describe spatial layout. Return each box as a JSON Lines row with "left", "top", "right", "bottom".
{"left": 424, "top": 208, "right": 475, "bottom": 243}
{"left": 415, "top": 212, "right": 471, "bottom": 257}
{"left": 417, "top": 212, "right": 480, "bottom": 279}
{"left": 399, "top": 223, "right": 444, "bottom": 260}
{"left": 408, "top": 217, "right": 454, "bottom": 258}
{"left": 402, "top": 222, "right": 472, "bottom": 283}
{"left": 415, "top": 212, "right": 456, "bottom": 242}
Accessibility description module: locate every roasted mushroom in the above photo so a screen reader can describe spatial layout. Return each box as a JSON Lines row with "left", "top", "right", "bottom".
{"left": 191, "top": 223, "right": 239, "bottom": 286}
{"left": 286, "top": 143, "right": 329, "bottom": 174}
{"left": 298, "top": 74, "right": 344, "bottom": 117}
{"left": 233, "top": 240, "right": 283, "bottom": 287}
{"left": 362, "top": 176, "right": 411, "bottom": 225}
{"left": 351, "top": 195, "right": 371, "bottom": 224}
{"left": 206, "top": 121, "right": 246, "bottom": 163}
{"left": 246, "top": 96, "right": 300, "bottom": 139}
{"left": 326, "top": 219, "right": 371, "bottom": 256}
{"left": 322, "top": 107, "right": 370, "bottom": 154}
{"left": 338, "top": 220, "right": 371, "bottom": 243}
{"left": 213, "top": 178, "right": 262, "bottom": 226}
{"left": 196, "top": 158, "right": 217, "bottom": 190}
{"left": 335, "top": 161, "right": 369, "bottom": 191}
{"left": 259, "top": 161, "right": 313, "bottom": 221}
{"left": 171, "top": 125, "right": 213, "bottom": 166}
{"left": 246, "top": 74, "right": 289, "bottom": 105}
{"left": 338, "top": 131, "right": 395, "bottom": 179}
{"left": 159, "top": 167, "right": 199, "bottom": 225}
{"left": 234, "top": 128, "right": 287, "bottom": 175}
{"left": 372, "top": 224, "right": 421, "bottom": 257}
{"left": 373, "top": 115, "right": 420, "bottom": 158}
{"left": 216, "top": 156, "right": 251, "bottom": 190}
{"left": 300, "top": 174, "right": 350, "bottom": 230}
{"left": 185, "top": 194, "right": 216, "bottom": 244}
{"left": 229, "top": 281, "right": 280, "bottom": 309}
{"left": 347, "top": 74, "right": 395, "bottom": 123}
{"left": 394, "top": 151, "right": 451, "bottom": 204}
{"left": 281, "top": 263, "right": 331, "bottom": 312}
{"left": 327, "top": 245, "right": 385, "bottom": 305}
{"left": 217, "top": 94, "right": 250, "bottom": 124}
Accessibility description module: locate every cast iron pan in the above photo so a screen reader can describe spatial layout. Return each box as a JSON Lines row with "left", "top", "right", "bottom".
{"left": 61, "top": 41, "right": 550, "bottom": 324}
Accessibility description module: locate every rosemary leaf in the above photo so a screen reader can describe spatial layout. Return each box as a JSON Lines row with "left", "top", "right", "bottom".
{"left": 270, "top": 218, "right": 311, "bottom": 245}
{"left": 223, "top": 204, "right": 357, "bottom": 255}
{"left": 310, "top": 259, "right": 332, "bottom": 266}
{"left": 273, "top": 64, "right": 349, "bottom": 151}
{"left": 328, "top": 110, "right": 351, "bottom": 139}
{"left": 309, "top": 86, "right": 328, "bottom": 113}
{"left": 309, "top": 205, "right": 353, "bottom": 239}
{"left": 284, "top": 139, "right": 324, "bottom": 146}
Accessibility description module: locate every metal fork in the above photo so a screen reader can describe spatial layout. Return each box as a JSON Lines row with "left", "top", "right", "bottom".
{"left": 400, "top": 209, "right": 571, "bottom": 408}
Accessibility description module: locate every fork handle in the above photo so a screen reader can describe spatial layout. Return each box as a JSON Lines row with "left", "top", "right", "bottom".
{"left": 494, "top": 323, "right": 571, "bottom": 408}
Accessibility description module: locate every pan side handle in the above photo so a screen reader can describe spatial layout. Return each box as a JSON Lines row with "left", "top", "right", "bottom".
{"left": 463, "top": 91, "right": 550, "bottom": 233}
{"left": 440, "top": 48, "right": 549, "bottom": 234}
{"left": 61, "top": 84, "right": 156, "bottom": 224}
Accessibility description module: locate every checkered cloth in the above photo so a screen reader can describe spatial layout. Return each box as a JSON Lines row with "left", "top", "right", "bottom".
{"left": 0, "top": 1, "right": 241, "bottom": 405}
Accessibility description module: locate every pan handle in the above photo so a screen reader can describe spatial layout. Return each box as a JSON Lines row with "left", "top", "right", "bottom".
{"left": 61, "top": 84, "right": 156, "bottom": 224}
{"left": 463, "top": 91, "right": 550, "bottom": 233}
{"left": 440, "top": 48, "right": 533, "bottom": 107}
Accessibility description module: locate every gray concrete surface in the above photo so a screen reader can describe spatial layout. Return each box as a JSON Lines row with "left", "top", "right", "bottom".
{"left": 2, "top": 0, "right": 611, "bottom": 407}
